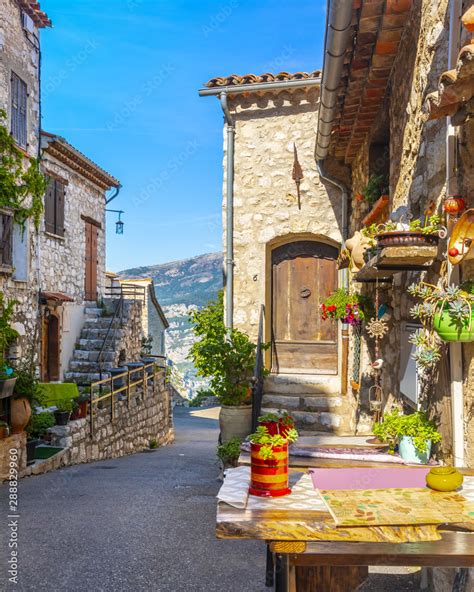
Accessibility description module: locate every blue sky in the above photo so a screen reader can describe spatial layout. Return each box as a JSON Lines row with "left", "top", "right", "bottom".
{"left": 40, "top": 0, "right": 326, "bottom": 271}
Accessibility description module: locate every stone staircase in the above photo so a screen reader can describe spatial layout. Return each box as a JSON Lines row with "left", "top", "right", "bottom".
{"left": 261, "top": 374, "right": 355, "bottom": 435}
{"left": 64, "top": 306, "right": 122, "bottom": 386}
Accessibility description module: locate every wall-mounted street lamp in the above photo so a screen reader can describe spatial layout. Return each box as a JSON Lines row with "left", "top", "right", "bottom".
{"left": 106, "top": 209, "right": 125, "bottom": 235}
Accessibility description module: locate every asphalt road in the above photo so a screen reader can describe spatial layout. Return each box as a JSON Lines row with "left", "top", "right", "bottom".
{"left": 0, "top": 407, "right": 422, "bottom": 592}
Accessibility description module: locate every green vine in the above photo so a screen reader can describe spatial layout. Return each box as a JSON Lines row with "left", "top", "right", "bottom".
{"left": 0, "top": 109, "right": 47, "bottom": 228}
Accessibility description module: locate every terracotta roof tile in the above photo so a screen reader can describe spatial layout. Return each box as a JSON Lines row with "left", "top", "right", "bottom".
{"left": 204, "top": 70, "right": 321, "bottom": 88}
{"left": 17, "top": 0, "right": 51, "bottom": 28}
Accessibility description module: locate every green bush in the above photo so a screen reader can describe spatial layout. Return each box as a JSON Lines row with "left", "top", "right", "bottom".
{"left": 217, "top": 437, "right": 242, "bottom": 466}
{"left": 189, "top": 292, "right": 265, "bottom": 406}
{"left": 373, "top": 410, "right": 442, "bottom": 453}
{"left": 26, "top": 412, "right": 55, "bottom": 439}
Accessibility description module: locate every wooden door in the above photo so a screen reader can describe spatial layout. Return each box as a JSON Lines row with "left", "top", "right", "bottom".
{"left": 271, "top": 241, "right": 338, "bottom": 374}
{"left": 42, "top": 313, "right": 60, "bottom": 382}
{"left": 84, "top": 221, "right": 98, "bottom": 301}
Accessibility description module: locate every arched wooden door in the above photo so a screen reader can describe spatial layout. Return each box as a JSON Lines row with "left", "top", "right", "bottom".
{"left": 271, "top": 240, "right": 338, "bottom": 374}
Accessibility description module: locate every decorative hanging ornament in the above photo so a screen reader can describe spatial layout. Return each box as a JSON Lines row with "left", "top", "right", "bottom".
{"left": 292, "top": 143, "right": 304, "bottom": 210}
{"left": 366, "top": 317, "right": 389, "bottom": 339}
{"left": 444, "top": 195, "right": 466, "bottom": 216}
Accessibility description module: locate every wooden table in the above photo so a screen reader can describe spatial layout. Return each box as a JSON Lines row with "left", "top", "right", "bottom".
{"left": 218, "top": 458, "right": 474, "bottom": 592}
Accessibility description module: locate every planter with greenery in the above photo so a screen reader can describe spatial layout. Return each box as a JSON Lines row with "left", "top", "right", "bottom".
{"left": 0, "top": 293, "right": 19, "bottom": 399}
{"left": 375, "top": 215, "right": 443, "bottom": 248}
{"left": 249, "top": 425, "right": 298, "bottom": 497}
{"left": 321, "top": 288, "right": 371, "bottom": 326}
{"left": 362, "top": 175, "right": 389, "bottom": 207}
{"left": 54, "top": 401, "right": 72, "bottom": 426}
{"left": 189, "top": 292, "right": 267, "bottom": 442}
{"left": 26, "top": 411, "right": 55, "bottom": 465}
{"left": 217, "top": 436, "right": 242, "bottom": 469}
{"left": 258, "top": 411, "right": 295, "bottom": 438}
{"left": 70, "top": 393, "right": 89, "bottom": 420}
{"left": 408, "top": 282, "right": 474, "bottom": 371}
{"left": 373, "top": 410, "right": 441, "bottom": 464}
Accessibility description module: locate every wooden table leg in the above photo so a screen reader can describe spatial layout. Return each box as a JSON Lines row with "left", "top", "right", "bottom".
{"left": 294, "top": 565, "right": 369, "bottom": 591}
{"left": 275, "top": 554, "right": 290, "bottom": 592}
{"left": 266, "top": 545, "right": 274, "bottom": 588}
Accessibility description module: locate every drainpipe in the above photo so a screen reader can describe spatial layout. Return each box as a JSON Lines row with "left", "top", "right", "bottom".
{"left": 219, "top": 92, "right": 235, "bottom": 329}
{"left": 447, "top": 0, "right": 464, "bottom": 467}
{"left": 106, "top": 184, "right": 122, "bottom": 205}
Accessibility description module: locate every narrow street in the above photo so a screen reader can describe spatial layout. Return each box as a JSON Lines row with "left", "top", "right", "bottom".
{"left": 1, "top": 409, "right": 422, "bottom": 592}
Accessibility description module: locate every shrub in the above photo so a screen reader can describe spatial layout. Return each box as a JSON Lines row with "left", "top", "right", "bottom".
{"left": 26, "top": 412, "right": 55, "bottom": 439}
{"left": 217, "top": 437, "right": 242, "bottom": 466}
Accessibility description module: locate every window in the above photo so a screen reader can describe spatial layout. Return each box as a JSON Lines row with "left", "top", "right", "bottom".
{"left": 0, "top": 212, "right": 13, "bottom": 268}
{"left": 11, "top": 72, "right": 27, "bottom": 148}
{"left": 44, "top": 178, "right": 65, "bottom": 237}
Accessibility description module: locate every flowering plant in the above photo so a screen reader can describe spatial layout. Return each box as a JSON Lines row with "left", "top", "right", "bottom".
{"left": 321, "top": 288, "right": 369, "bottom": 326}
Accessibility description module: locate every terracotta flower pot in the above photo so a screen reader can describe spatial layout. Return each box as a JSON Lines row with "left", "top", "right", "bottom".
{"left": 10, "top": 396, "right": 32, "bottom": 434}
{"left": 376, "top": 231, "right": 439, "bottom": 248}
{"left": 249, "top": 442, "right": 291, "bottom": 497}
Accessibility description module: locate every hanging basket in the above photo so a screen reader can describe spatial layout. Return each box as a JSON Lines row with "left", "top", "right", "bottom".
{"left": 375, "top": 231, "right": 440, "bottom": 248}
{"left": 249, "top": 443, "right": 291, "bottom": 497}
{"left": 433, "top": 308, "right": 474, "bottom": 342}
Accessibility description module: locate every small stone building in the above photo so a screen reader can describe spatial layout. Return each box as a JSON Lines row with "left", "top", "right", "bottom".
{"left": 39, "top": 132, "right": 121, "bottom": 381}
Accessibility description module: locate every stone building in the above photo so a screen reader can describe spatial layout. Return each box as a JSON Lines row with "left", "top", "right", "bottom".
{"left": 39, "top": 131, "right": 121, "bottom": 381}
{"left": 200, "top": 73, "right": 354, "bottom": 434}
{"left": 0, "top": 0, "right": 51, "bottom": 359}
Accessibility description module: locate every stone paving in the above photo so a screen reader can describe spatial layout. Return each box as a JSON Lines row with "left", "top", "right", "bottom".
{"left": 0, "top": 407, "right": 425, "bottom": 591}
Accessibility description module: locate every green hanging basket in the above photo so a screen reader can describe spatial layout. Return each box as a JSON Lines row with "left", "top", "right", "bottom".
{"left": 433, "top": 307, "right": 474, "bottom": 343}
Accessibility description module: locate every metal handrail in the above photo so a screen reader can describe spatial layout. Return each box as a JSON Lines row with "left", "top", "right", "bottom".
{"left": 89, "top": 362, "right": 164, "bottom": 437}
{"left": 251, "top": 304, "right": 265, "bottom": 431}
{"left": 105, "top": 283, "right": 146, "bottom": 301}
{"left": 97, "top": 295, "right": 124, "bottom": 376}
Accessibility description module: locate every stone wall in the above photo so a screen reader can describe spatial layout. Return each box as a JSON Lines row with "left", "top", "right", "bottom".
{"left": 0, "top": 433, "right": 26, "bottom": 481}
{"left": 46, "top": 370, "right": 173, "bottom": 466}
{"left": 0, "top": 0, "right": 43, "bottom": 363}
{"left": 225, "top": 87, "right": 343, "bottom": 342}
{"left": 39, "top": 156, "right": 107, "bottom": 303}
{"left": 105, "top": 298, "right": 144, "bottom": 365}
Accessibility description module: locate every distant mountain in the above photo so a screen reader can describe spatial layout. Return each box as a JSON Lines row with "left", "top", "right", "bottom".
{"left": 119, "top": 252, "right": 223, "bottom": 397}
{"left": 119, "top": 252, "right": 223, "bottom": 308}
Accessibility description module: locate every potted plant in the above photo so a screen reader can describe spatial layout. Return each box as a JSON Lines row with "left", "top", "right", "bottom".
{"left": 321, "top": 288, "right": 371, "bottom": 326}
{"left": 54, "top": 400, "right": 72, "bottom": 426}
{"left": 373, "top": 410, "right": 441, "bottom": 464}
{"left": 0, "top": 294, "right": 19, "bottom": 399}
{"left": 362, "top": 174, "right": 389, "bottom": 207}
{"left": 249, "top": 425, "right": 298, "bottom": 497}
{"left": 258, "top": 411, "right": 295, "bottom": 438}
{"left": 25, "top": 411, "right": 55, "bottom": 465}
{"left": 70, "top": 393, "right": 89, "bottom": 420}
{"left": 408, "top": 281, "right": 474, "bottom": 343}
{"left": 10, "top": 362, "right": 45, "bottom": 434}
{"left": 189, "top": 293, "right": 267, "bottom": 443}
{"left": 375, "top": 214, "right": 443, "bottom": 248}
{"left": 216, "top": 436, "right": 242, "bottom": 469}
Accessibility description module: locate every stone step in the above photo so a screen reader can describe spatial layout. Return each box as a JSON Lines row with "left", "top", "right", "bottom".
{"left": 76, "top": 338, "right": 110, "bottom": 350}
{"left": 264, "top": 373, "right": 340, "bottom": 396}
{"left": 260, "top": 406, "right": 349, "bottom": 434}
{"left": 80, "top": 328, "right": 124, "bottom": 340}
{"left": 69, "top": 360, "right": 113, "bottom": 373}
{"left": 64, "top": 371, "right": 111, "bottom": 384}
{"left": 84, "top": 307, "right": 103, "bottom": 317}
{"left": 82, "top": 318, "right": 121, "bottom": 330}
{"left": 262, "top": 393, "right": 344, "bottom": 413}
{"left": 73, "top": 350, "right": 115, "bottom": 362}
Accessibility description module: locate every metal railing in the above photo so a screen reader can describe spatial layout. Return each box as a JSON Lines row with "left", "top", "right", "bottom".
{"left": 89, "top": 360, "right": 166, "bottom": 437}
{"left": 97, "top": 296, "right": 124, "bottom": 376}
{"left": 251, "top": 304, "right": 265, "bottom": 432}
{"left": 105, "top": 282, "right": 146, "bottom": 302}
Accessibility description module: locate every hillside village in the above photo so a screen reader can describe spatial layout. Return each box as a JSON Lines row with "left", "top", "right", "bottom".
{"left": 1, "top": 1, "right": 474, "bottom": 592}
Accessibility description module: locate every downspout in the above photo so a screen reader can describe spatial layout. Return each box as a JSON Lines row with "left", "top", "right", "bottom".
{"left": 220, "top": 92, "right": 235, "bottom": 329}
{"left": 315, "top": 0, "right": 353, "bottom": 394}
{"left": 447, "top": 0, "right": 464, "bottom": 467}
{"left": 106, "top": 184, "right": 122, "bottom": 205}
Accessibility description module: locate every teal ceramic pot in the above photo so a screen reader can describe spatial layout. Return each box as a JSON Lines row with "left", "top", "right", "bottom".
{"left": 399, "top": 436, "right": 431, "bottom": 464}
{"left": 433, "top": 309, "right": 474, "bottom": 343}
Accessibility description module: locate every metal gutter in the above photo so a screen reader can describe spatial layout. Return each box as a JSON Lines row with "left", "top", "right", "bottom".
{"left": 198, "top": 78, "right": 320, "bottom": 97}
{"left": 315, "top": 0, "right": 354, "bottom": 161}
{"left": 446, "top": 0, "right": 464, "bottom": 468}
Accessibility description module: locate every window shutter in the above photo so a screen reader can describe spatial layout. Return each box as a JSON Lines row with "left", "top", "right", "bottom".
{"left": 44, "top": 179, "right": 55, "bottom": 234}
{"left": 55, "top": 181, "right": 65, "bottom": 236}
{"left": 0, "top": 214, "right": 13, "bottom": 266}
{"left": 10, "top": 73, "right": 27, "bottom": 148}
